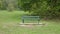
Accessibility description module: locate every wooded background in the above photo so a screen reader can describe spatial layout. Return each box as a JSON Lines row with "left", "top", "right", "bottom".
{"left": 0, "top": 0, "right": 60, "bottom": 19}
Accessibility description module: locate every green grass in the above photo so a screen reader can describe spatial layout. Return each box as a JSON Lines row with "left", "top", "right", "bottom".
{"left": 0, "top": 11, "right": 60, "bottom": 34}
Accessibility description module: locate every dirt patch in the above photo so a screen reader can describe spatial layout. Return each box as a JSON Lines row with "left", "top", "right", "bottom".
{"left": 2, "top": 23, "right": 17, "bottom": 29}
{"left": 20, "top": 24, "right": 34, "bottom": 28}
{"left": 19, "top": 23, "right": 45, "bottom": 28}
{"left": 0, "top": 31, "right": 5, "bottom": 34}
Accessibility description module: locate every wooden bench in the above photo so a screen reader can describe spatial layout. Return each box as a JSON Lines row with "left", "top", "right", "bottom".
{"left": 22, "top": 16, "right": 40, "bottom": 24}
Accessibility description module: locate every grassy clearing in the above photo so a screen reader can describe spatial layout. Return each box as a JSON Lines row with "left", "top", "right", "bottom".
{"left": 0, "top": 11, "right": 26, "bottom": 23}
{"left": 0, "top": 11, "right": 60, "bottom": 34}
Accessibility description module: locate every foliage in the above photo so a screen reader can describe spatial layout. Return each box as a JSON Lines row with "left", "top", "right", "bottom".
{"left": 0, "top": 0, "right": 60, "bottom": 19}
{"left": 0, "top": 0, "right": 17, "bottom": 11}
{"left": 18, "top": 0, "right": 60, "bottom": 19}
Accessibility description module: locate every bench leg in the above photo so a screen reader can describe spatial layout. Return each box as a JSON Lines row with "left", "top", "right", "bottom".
{"left": 22, "top": 19, "right": 24, "bottom": 24}
{"left": 38, "top": 20, "right": 40, "bottom": 24}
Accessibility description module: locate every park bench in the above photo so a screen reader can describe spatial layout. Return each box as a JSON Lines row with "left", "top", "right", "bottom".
{"left": 22, "top": 16, "right": 40, "bottom": 24}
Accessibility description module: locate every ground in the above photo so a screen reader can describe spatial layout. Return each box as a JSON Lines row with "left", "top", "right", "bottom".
{"left": 0, "top": 11, "right": 60, "bottom": 34}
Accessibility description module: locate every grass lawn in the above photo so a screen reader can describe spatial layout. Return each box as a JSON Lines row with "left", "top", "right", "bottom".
{"left": 0, "top": 11, "right": 60, "bottom": 34}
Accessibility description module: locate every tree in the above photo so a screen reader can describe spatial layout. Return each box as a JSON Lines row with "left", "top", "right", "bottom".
{"left": 6, "top": 0, "right": 17, "bottom": 11}
{"left": 0, "top": 0, "right": 18, "bottom": 11}
{"left": 0, "top": 0, "right": 7, "bottom": 10}
{"left": 47, "top": 0, "right": 60, "bottom": 18}
{"left": 18, "top": 0, "right": 60, "bottom": 19}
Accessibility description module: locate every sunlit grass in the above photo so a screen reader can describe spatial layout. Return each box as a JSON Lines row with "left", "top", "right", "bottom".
{"left": 0, "top": 11, "right": 60, "bottom": 34}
